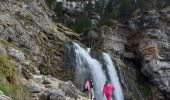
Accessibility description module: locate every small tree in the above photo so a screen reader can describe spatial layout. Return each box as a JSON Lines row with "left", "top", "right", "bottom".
{"left": 71, "top": 16, "right": 91, "bottom": 33}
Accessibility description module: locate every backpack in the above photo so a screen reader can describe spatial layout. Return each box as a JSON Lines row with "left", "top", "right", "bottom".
{"left": 83, "top": 84, "right": 88, "bottom": 92}
{"left": 89, "top": 81, "right": 93, "bottom": 89}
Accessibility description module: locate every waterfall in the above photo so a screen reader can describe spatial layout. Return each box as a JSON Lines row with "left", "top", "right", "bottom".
{"left": 70, "top": 43, "right": 123, "bottom": 100}
{"left": 73, "top": 43, "right": 106, "bottom": 100}
{"left": 86, "top": 48, "right": 91, "bottom": 54}
{"left": 102, "top": 53, "right": 124, "bottom": 100}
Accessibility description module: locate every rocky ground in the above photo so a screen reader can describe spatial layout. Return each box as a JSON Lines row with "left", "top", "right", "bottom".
{"left": 0, "top": 74, "right": 88, "bottom": 100}
{"left": 28, "top": 75, "right": 88, "bottom": 100}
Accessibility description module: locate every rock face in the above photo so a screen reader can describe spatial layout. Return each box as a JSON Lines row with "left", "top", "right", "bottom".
{"left": 99, "top": 26, "right": 127, "bottom": 56}
{"left": 0, "top": 0, "right": 80, "bottom": 80}
{"left": 49, "top": 0, "right": 101, "bottom": 29}
{"left": 81, "top": 11, "right": 169, "bottom": 99}
{"left": 0, "top": 0, "right": 87, "bottom": 100}
{"left": 129, "top": 9, "right": 170, "bottom": 98}
{"left": 94, "top": 9, "right": 170, "bottom": 99}
{"left": 7, "top": 47, "right": 25, "bottom": 62}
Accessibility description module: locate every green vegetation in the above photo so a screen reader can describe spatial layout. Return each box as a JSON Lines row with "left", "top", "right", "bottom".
{"left": 0, "top": 84, "right": 32, "bottom": 100}
{"left": 0, "top": 55, "right": 32, "bottom": 99}
{"left": 0, "top": 40, "right": 20, "bottom": 51}
{"left": 38, "top": 64, "right": 48, "bottom": 75}
{"left": 70, "top": 16, "right": 91, "bottom": 33}
{"left": 136, "top": 69, "right": 152, "bottom": 97}
{"left": 0, "top": 55, "right": 16, "bottom": 83}
{"left": 45, "top": 0, "right": 64, "bottom": 22}
{"left": 53, "top": 2, "right": 65, "bottom": 23}
{"left": 45, "top": 0, "right": 170, "bottom": 33}
{"left": 103, "top": 0, "right": 170, "bottom": 23}
{"left": 45, "top": 0, "right": 55, "bottom": 7}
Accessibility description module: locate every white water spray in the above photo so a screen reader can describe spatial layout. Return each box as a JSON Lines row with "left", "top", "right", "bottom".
{"left": 73, "top": 43, "right": 106, "bottom": 100}
{"left": 102, "top": 53, "right": 124, "bottom": 100}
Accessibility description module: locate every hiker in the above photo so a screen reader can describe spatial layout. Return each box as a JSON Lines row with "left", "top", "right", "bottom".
{"left": 84, "top": 80, "right": 94, "bottom": 100}
{"left": 102, "top": 80, "right": 115, "bottom": 100}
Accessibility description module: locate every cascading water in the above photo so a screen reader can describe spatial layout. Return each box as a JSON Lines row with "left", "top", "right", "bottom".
{"left": 73, "top": 43, "right": 106, "bottom": 100}
{"left": 86, "top": 48, "right": 91, "bottom": 54}
{"left": 102, "top": 53, "right": 124, "bottom": 100}
{"left": 70, "top": 43, "right": 124, "bottom": 100}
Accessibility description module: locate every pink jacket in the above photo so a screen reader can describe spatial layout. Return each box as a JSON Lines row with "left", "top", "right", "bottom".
{"left": 85, "top": 81, "right": 91, "bottom": 91}
{"left": 103, "top": 84, "right": 115, "bottom": 96}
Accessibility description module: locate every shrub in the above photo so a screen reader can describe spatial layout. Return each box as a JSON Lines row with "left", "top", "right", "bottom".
{"left": 0, "top": 55, "right": 32, "bottom": 100}
{"left": 71, "top": 16, "right": 91, "bottom": 33}
{"left": 0, "top": 84, "right": 32, "bottom": 100}
{"left": 0, "top": 55, "right": 16, "bottom": 83}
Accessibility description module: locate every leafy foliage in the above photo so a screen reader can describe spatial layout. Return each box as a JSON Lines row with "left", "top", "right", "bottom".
{"left": 103, "top": 0, "right": 170, "bottom": 23}
{"left": 0, "top": 55, "right": 16, "bottom": 83}
{"left": 0, "top": 84, "right": 32, "bottom": 100}
{"left": 45, "top": 0, "right": 170, "bottom": 32}
{"left": 45, "top": 0, "right": 64, "bottom": 22}
{"left": 70, "top": 16, "right": 91, "bottom": 33}
{"left": 0, "top": 55, "right": 32, "bottom": 100}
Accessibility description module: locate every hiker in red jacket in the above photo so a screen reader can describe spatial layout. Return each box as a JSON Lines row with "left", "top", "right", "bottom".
{"left": 102, "top": 80, "right": 115, "bottom": 100}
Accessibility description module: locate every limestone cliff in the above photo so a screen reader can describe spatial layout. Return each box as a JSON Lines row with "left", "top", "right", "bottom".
{"left": 129, "top": 9, "right": 170, "bottom": 99}
{"left": 80, "top": 9, "right": 170, "bottom": 99}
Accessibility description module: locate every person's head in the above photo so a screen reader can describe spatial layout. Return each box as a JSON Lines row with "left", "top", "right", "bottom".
{"left": 105, "top": 80, "right": 109, "bottom": 84}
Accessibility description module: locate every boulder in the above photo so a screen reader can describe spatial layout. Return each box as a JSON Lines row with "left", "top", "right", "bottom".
{"left": 7, "top": 47, "right": 25, "bottom": 62}
{"left": 40, "top": 89, "right": 66, "bottom": 100}
{"left": 166, "top": 14, "right": 170, "bottom": 22}
{"left": 43, "top": 77, "right": 52, "bottom": 84}
{"left": 0, "top": 44, "right": 7, "bottom": 55}
{"left": 0, "top": 91, "right": 11, "bottom": 100}
{"left": 27, "top": 80, "right": 46, "bottom": 93}
{"left": 58, "top": 81, "right": 78, "bottom": 99}
{"left": 32, "top": 75, "right": 43, "bottom": 83}
{"left": 0, "top": 95, "right": 11, "bottom": 100}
